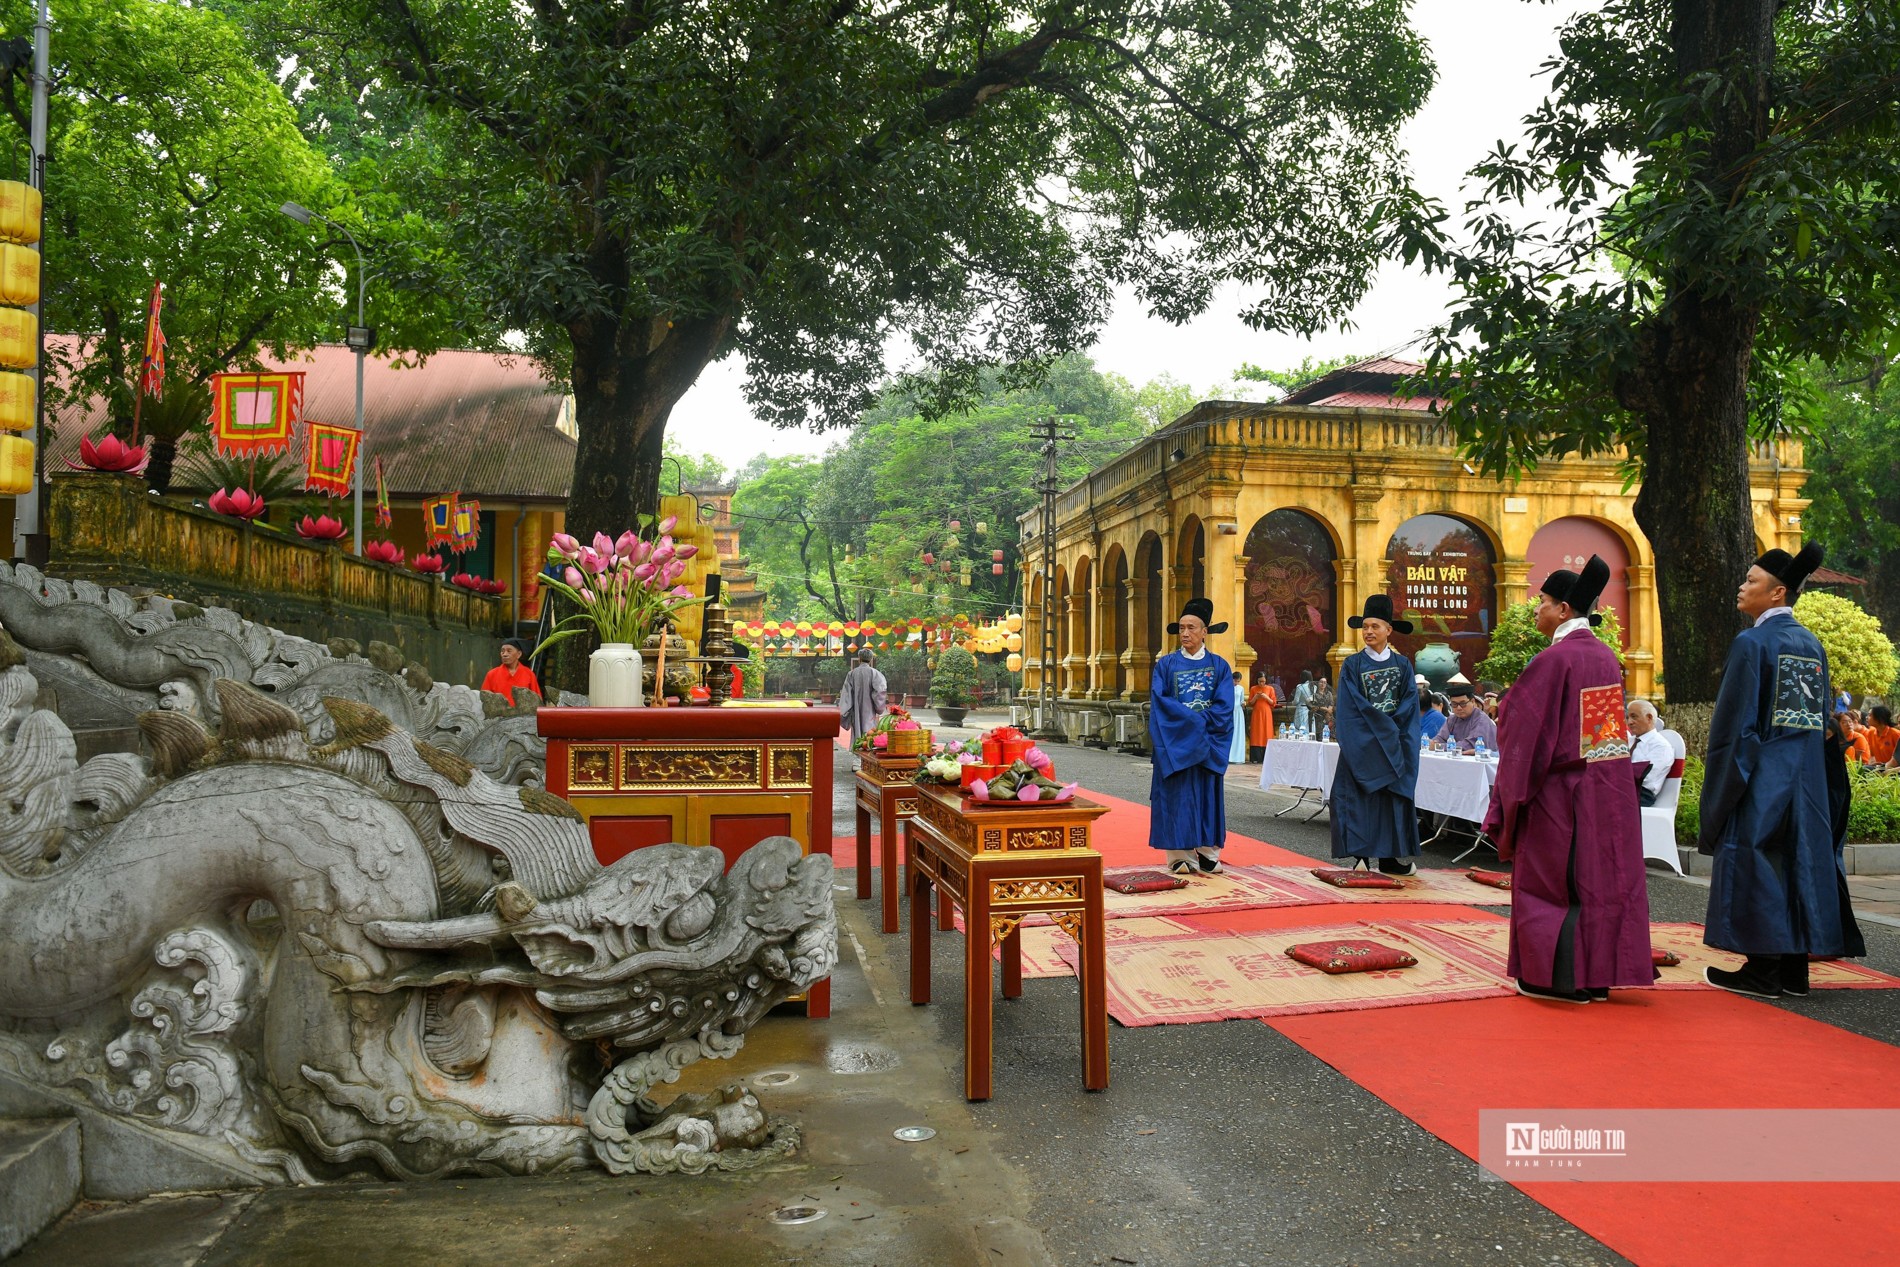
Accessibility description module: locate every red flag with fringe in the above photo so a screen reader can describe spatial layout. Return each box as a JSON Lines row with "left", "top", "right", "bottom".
{"left": 423, "top": 492, "right": 458, "bottom": 547}
{"left": 374, "top": 456, "right": 392, "bottom": 528}
{"left": 302, "top": 421, "right": 361, "bottom": 497}
{"left": 209, "top": 372, "right": 303, "bottom": 455}
{"left": 138, "top": 281, "right": 166, "bottom": 396}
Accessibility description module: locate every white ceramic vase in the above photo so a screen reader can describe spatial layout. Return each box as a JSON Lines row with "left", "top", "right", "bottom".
{"left": 589, "top": 642, "right": 645, "bottom": 707}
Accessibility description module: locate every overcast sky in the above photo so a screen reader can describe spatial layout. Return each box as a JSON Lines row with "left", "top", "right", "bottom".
{"left": 669, "top": 0, "right": 1583, "bottom": 467}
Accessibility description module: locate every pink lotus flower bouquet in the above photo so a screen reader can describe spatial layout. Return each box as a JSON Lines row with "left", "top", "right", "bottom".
{"left": 533, "top": 516, "right": 704, "bottom": 655}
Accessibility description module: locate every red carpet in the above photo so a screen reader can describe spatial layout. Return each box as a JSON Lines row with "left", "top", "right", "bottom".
{"left": 1271, "top": 993, "right": 1900, "bottom": 1267}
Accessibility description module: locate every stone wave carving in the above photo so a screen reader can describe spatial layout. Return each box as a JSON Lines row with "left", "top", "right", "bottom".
{"left": 0, "top": 646, "right": 835, "bottom": 1182}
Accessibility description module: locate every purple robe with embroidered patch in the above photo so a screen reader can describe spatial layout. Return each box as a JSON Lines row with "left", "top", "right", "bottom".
{"left": 1481, "top": 627, "right": 1653, "bottom": 990}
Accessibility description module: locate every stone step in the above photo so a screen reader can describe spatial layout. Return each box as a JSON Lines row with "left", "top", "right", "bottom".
{"left": 0, "top": 1118, "right": 81, "bottom": 1260}
{"left": 1677, "top": 843, "right": 1900, "bottom": 877}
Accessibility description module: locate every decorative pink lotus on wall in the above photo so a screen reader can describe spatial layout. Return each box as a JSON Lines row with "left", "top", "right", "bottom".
{"left": 207, "top": 487, "right": 266, "bottom": 520}
{"left": 363, "top": 539, "right": 404, "bottom": 566}
{"left": 410, "top": 554, "right": 445, "bottom": 575}
{"left": 295, "top": 514, "right": 347, "bottom": 541}
{"left": 75, "top": 434, "right": 149, "bottom": 473}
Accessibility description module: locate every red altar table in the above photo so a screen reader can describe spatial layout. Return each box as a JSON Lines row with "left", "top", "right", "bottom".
{"left": 539, "top": 704, "right": 839, "bottom": 1017}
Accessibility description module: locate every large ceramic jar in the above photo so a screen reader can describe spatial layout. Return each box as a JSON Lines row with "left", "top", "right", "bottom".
{"left": 1413, "top": 641, "right": 1461, "bottom": 689}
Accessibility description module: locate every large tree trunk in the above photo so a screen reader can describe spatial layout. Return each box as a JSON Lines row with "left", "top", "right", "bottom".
{"left": 548, "top": 310, "right": 733, "bottom": 692}
{"left": 1631, "top": 288, "right": 1761, "bottom": 704}
{"left": 1625, "top": 0, "right": 1777, "bottom": 705}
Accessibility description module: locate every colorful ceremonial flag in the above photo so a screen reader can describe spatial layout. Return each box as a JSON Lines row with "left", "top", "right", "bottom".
{"left": 302, "top": 421, "right": 361, "bottom": 497}
{"left": 423, "top": 492, "right": 458, "bottom": 547}
{"left": 210, "top": 371, "right": 304, "bottom": 455}
{"left": 374, "top": 457, "right": 392, "bottom": 528}
{"left": 453, "top": 498, "right": 481, "bottom": 551}
{"left": 138, "top": 281, "right": 166, "bottom": 397}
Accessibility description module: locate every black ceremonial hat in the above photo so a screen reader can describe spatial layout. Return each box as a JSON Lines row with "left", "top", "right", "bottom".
{"left": 1445, "top": 680, "right": 1477, "bottom": 700}
{"left": 1167, "top": 596, "right": 1228, "bottom": 636}
{"left": 1347, "top": 593, "right": 1414, "bottom": 635}
{"left": 1754, "top": 542, "right": 1825, "bottom": 595}
{"left": 1540, "top": 554, "right": 1610, "bottom": 626}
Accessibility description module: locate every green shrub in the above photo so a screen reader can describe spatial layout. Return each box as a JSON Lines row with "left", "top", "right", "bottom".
{"left": 1794, "top": 590, "right": 1897, "bottom": 697}
{"left": 1677, "top": 752, "right": 1900, "bottom": 844}
{"left": 1477, "top": 600, "right": 1625, "bottom": 686}
{"left": 931, "top": 644, "right": 980, "bottom": 708}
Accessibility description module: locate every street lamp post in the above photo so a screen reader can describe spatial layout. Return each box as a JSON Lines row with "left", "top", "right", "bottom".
{"left": 280, "top": 202, "right": 373, "bottom": 553}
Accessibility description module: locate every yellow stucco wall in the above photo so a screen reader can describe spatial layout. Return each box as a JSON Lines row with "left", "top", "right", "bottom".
{"left": 1018, "top": 404, "right": 1807, "bottom": 706}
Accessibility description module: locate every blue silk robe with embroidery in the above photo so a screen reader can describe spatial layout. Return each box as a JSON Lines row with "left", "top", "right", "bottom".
{"left": 1148, "top": 650, "right": 1233, "bottom": 851}
{"left": 1699, "top": 613, "right": 1865, "bottom": 957}
{"left": 1328, "top": 649, "right": 1421, "bottom": 860}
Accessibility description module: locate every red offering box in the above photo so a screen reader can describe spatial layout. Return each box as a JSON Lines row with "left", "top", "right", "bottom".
{"left": 961, "top": 763, "right": 1005, "bottom": 788}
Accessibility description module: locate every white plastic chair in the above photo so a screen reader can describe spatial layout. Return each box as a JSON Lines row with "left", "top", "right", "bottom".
{"left": 1639, "top": 728, "right": 1687, "bottom": 874}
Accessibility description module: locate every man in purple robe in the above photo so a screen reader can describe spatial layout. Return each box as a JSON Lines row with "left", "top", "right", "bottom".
{"left": 1482, "top": 555, "right": 1653, "bottom": 1003}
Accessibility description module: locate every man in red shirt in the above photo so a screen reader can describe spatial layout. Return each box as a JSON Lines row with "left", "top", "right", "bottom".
{"left": 482, "top": 639, "right": 542, "bottom": 701}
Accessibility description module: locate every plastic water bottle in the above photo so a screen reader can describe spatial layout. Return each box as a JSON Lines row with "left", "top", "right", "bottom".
{"left": 1420, "top": 732, "right": 1431, "bottom": 753}
{"left": 1474, "top": 737, "right": 1489, "bottom": 761}
{"left": 1321, "top": 724, "right": 1331, "bottom": 744}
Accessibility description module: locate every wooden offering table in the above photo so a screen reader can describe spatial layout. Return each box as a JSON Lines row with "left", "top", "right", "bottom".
{"left": 904, "top": 782, "right": 1111, "bottom": 1101}
{"left": 539, "top": 704, "right": 839, "bottom": 1017}
{"left": 854, "top": 750, "right": 922, "bottom": 933}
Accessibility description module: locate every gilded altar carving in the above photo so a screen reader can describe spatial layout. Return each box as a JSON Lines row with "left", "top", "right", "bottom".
{"left": 1050, "top": 911, "right": 1086, "bottom": 943}
{"left": 568, "top": 744, "right": 617, "bottom": 790}
{"left": 980, "top": 828, "right": 1004, "bottom": 852}
{"left": 766, "top": 745, "right": 811, "bottom": 789}
{"left": 1068, "top": 826, "right": 1089, "bottom": 850}
{"left": 990, "top": 877, "right": 1083, "bottom": 905}
{"left": 894, "top": 798, "right": 919, "bottom": 816}
{"left": 1005, "top": 826, "right": 1069, "bottom": 852}
{"left": 621, "top": 745, "right": 761, "bottom": 790}
{"left": 989, "top": 914, "right": 1024, "bottom": 947}
{"left": 883, "top": 765, "right": 917, "bottom": 785}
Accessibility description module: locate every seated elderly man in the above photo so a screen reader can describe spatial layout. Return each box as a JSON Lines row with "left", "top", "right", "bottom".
{"left": 1627, "top": 698, "right": 1673, "bottom": 807}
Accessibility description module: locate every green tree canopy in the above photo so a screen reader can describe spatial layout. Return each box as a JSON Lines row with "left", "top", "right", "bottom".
{"left": 1391, "top": 0, "right": 1900, "bottom": 702}
{"left": 257, "top": 0, "right": 1434, "bottom": 553}
{"left": 1799, "top": 357, "right": 1900, "bottom": 634}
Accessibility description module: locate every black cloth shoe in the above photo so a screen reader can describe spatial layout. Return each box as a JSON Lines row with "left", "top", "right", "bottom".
{"left": 1779, "top": 955, "right": 1811, "bottom": 997}
{"left": 1167, "top": 860, "right": 1195, "bottom": 876}
{"left": 1705, "top": 964, "right": 1782, "bottom": 999}
{"left": 1516, "top": 979, "right": 1590, "bottom": 1004}
{"left": 1377, "top": 857, "right": 1418, "bottom": 876}
{"left": 1197, "top": 853, "right": 1221, "bottom": 874}
{"left": 1585, "top": 988, "right": 1610, "bottom": 1002}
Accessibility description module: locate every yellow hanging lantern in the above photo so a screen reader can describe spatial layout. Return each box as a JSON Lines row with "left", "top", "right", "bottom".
{"left": 0, "top": 307, "right": 34, "bottom": 370}
{"left": 0, "top": 369, "right": 31, "bottom": 432}
{"left": 1006, "top": 653, "right": 1023, "bottom": 673}
{"left": 0, "top": 182, "right": 41, "bottom": 246}
{"left": 0, "top": 433, "right": 32, "bottom": 495}
{"left": 1006, "top": 612, "right": 1023, "bottom": 633}
{"left": 0, "top": 245, "right": 38, "bottom": 307}
{"left": 1006, "top": 632, "right": 1023, "bottom": 653}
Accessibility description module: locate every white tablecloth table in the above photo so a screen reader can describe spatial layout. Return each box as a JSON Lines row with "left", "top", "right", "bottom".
{"left": 1414, "top": 750, "right": 1499, "bottom": 822}
{"left": 1258, "top": 738, "right": 1340, "bottom": 820}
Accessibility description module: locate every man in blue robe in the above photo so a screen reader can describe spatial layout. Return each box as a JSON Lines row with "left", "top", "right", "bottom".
{"left": 1701, "top": 542, "right": 1866, "bottom": 998}
{"left": 1331, "top": 593, "right": 1422, "bottom": 874}
{"left": 1149, "top": 597, "right": 1235, "bottom": 875}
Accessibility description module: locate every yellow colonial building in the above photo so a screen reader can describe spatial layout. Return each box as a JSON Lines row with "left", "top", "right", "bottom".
{"left": 1018, "top": 359, "right": 1807, "bottom": 739}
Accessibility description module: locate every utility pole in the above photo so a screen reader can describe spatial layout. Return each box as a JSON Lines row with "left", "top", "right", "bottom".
{"left": 1031, "top": 414, "right": 1074, "bottom": 738}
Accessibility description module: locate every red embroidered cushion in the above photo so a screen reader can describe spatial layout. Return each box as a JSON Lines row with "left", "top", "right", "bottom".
{"left": 1310, "top": 867, "right": 1405, "bottom": 889}
{"left": 1652, "top": 947, "right": 1682, "bottom": 967}
{"left": 1104, "top": 869, "right": 1191, "bottom": 894}
{"left": 1467, "top": 868, "right": 1513, "bottom": 890}
{"left": 1285, "top": 940, "right": 1419, "bottom": 974}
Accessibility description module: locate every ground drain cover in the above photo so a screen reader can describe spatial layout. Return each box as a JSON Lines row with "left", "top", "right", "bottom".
{"left": 892, "top": 1126, "right": 937, "bottom": 1142}
{"left": 753, "top": 1071, "right": 798, "bottom": 1087}
{"left": 770, "top": 1206, "right": 827, "bottom": 1225}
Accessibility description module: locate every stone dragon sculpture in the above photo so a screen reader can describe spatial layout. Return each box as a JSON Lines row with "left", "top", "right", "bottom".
{"left": 0, "top": 568, "right": 837, "bottom": 1183}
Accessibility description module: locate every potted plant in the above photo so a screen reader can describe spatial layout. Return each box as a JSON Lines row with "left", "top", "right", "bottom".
{"left": 533, "top": 518, "right": 704, "bottom": 706}
{"left": 931, "top": 643, "right": 980, "bottom": 727}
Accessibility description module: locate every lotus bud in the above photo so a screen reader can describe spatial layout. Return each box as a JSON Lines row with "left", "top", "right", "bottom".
{"left": 657, "top": 514, "right": 677, "bottom": 534}
{"left": 632, "top": 561, "right": 656, "bottom": 581}
{"left": 614, "top": 530, "right": 638, "bottom": 559}
{"left": 551, "top": 532, "right": 580, "bottom": 556}
{"left": 675, "top": 543, "right": 699, "bottom": 560}
{"left": 579, "top": 588, "right": 595, "bottom": 604}
{"left": 669, "top": 585, "right": 693, "bottom": 598}
{"left": 564, "top": 566, "right": 584, "bottom": 587}
{"left": 592, "top": 531, "right": 613, "bottom": 555}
